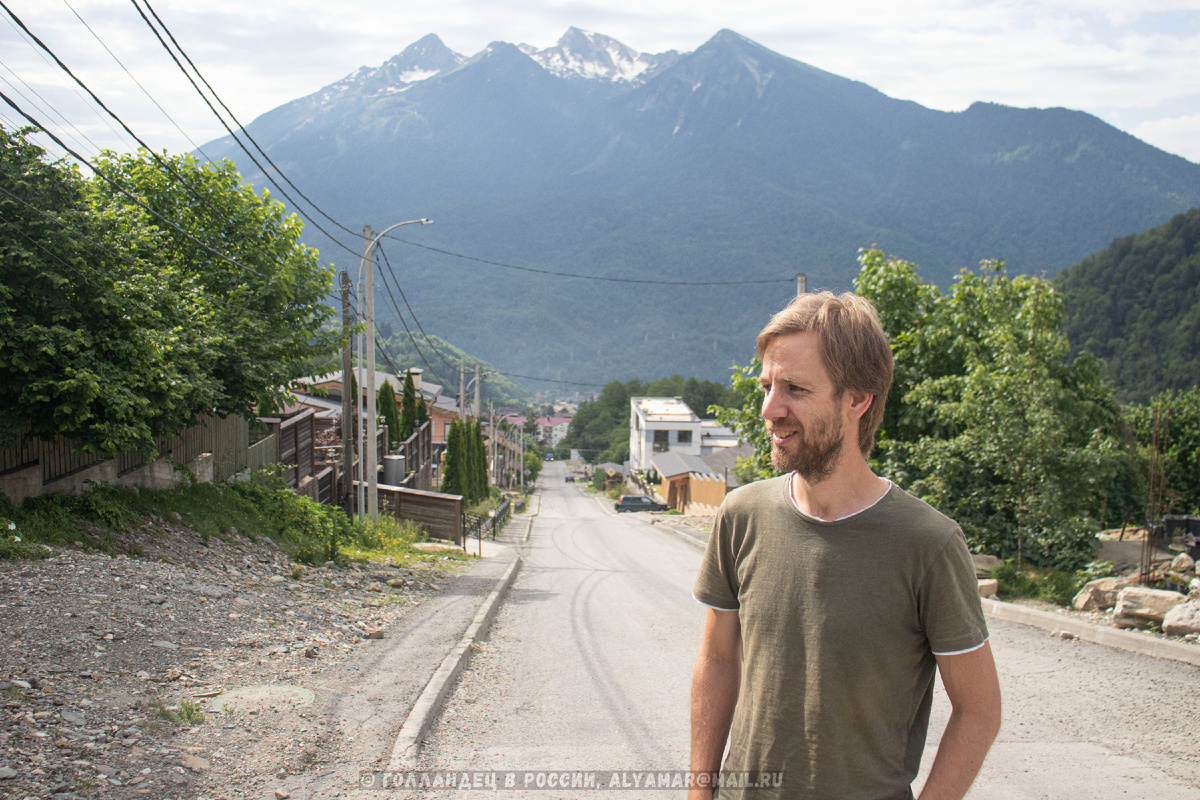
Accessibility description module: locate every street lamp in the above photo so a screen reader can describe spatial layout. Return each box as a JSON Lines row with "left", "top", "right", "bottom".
{"left": 357, "top": 219, "right": 432, "bottom": 524}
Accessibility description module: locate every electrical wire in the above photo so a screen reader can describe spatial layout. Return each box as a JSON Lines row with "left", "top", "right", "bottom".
{"left": 0, "top": 2, "right": 332, "bottom": 285}
{"left": 0, "top": 13, "right": 137, "bottom": 153}
{"left": 0, "top": 58, "right": 103, "bottom": 156}
{"left": 0, "top": 93, "right": 284, "bottom": 284}
{"left": 127, "top": 0, "right": 365, "bottom": 261}
{"left": 376, "top": 243, "right": 458, "bottom": 377}
{"left": 387, "top": 236, "right": 797, "bottom": 286}
{"left": 61, "top": 0, "right": 213, "bottom": 161}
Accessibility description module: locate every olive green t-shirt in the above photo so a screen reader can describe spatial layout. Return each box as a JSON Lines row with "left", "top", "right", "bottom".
{"left": 693, "top": 476, "right": 988, "bottom": 800}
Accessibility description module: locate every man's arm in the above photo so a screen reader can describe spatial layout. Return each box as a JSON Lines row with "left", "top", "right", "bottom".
{"left": 690, "top": 607, "right": 741, "bottom": 800}
{"left": 917, "top": 640, "right": 1002, "bottom": 800}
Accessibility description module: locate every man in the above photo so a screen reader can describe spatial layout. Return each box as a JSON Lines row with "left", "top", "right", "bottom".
{"left": 691, "top": 292, "right": 1000, "bottom": 800}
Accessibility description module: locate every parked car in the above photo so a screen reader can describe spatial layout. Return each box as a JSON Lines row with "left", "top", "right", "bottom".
{"left": 614, "top": 494, "right": 668, "bottom": 513}
{"left": 564, "top": 476, "right": 575, "bottom": 482}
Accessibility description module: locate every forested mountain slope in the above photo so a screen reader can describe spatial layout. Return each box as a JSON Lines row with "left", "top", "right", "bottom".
{"left": 1056, "top": 207, "right": 1200, "bottom": 403}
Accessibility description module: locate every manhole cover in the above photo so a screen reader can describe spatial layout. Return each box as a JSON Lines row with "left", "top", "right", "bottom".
{"left": 210, "top": 684, "right": 315, "bottom": 713}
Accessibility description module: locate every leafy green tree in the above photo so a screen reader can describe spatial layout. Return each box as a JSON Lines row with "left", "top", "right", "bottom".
{"left": 87, "top": 149, "right": 339, "bottom": 420}
{"left": 377, "top": 379, "right": 401, "bottom": 448}
{"left": 856, "top": 253, "right": 1130, "bottom": 569}
{"left": 522, "top": 450, "right": 542, "bottom": 483}
{"left": 1, "top": 129, "right": 216, "bottom": 454}
{"left": 710, "top": 360, "right": 775, "bottom": 484}
{"left": 399, "top": 370, "right": 418, "bottom": 442}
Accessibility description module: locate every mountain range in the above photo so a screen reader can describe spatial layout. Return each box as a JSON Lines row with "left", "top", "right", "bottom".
{"left": 198, "top": 28, "right": 1200, "bottom": 388}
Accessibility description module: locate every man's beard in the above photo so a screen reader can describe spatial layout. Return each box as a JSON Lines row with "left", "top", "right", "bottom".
{"left": 769, "top": 413, "right": 845, "bottom": 484}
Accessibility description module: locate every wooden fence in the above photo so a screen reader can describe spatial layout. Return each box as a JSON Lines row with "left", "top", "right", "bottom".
{"left": 375, "top": 483, "right": 463, "bottom": 544}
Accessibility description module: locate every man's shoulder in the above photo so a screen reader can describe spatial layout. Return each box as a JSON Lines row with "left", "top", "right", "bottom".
{"left": 719, "top": 474, "right": 790, "bottom": 514}
{"left": 877, "top": 484, "right": 963, "bottom": 540}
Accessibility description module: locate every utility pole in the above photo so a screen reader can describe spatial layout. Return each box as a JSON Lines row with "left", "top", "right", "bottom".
{"left": 364, "top": 225, "right": 379, "bottom": 523}
{"left": 356, "top": 267, "right": 365, "bottom": 521}
{"left": 340, "top": 271, "right": 354, "bottom": 517}
{"left": 459, "top": 365, "right": 467, "bottom": 421}
{"left": 474, "top": 361, "right": 482, "bottom": 420}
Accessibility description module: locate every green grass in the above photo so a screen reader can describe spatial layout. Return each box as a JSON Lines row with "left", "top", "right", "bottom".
{"left": 151, "top": 699, "right": 205, "bottom": 725}
{"left": 0, "top": 474, "right": 469, "bottom": 569}
{"left": 992, "top": 560, "right": 1118, "bottom": 607}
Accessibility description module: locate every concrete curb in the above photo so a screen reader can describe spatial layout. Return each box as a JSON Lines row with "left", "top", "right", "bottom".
{"left": 981, "top": 597, "right": 1200, "bottom": 667}
{"left": 387, "top": 556, "right": 523, "bottom": 768}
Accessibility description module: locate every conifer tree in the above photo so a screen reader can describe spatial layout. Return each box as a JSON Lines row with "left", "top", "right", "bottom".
{"left": 440, "top": 419, "right": 462, "bottom": 496}
{"left": 400, "top": 370, "right": 418, "bottom": 441}
{"left": 377, "top": 379, "right": 401, "bottom": 448}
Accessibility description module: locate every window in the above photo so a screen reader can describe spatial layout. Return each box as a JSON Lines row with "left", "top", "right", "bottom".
{"left": 677, "top": 430, "right": 692, "bottom": 444}
{"left": 653, "top": 429, "right": 669, "bottom": 453}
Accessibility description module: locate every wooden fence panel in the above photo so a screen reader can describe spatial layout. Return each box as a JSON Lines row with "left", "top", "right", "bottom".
{"left": 0, "top": 427, "right": 39, "bottom": 476}
{"left": 212, "top": 415, "right": 250, "bottom": 482}
{"left": 40, "top": 438, "right": 104, "bottom": 484}
{"left": 375, "top": 484, "right": 463, "bottom": 544}
{"left": 247, "top": 435, "right": 278, "bottom": 474}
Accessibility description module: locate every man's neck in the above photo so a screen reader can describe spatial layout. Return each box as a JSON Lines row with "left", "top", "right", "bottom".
{"left": 790, "top": 457, "right": 890, "bottom": 522}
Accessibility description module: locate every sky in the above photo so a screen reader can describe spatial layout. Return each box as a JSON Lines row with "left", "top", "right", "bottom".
{"left": 2, "top": 0, "right": 1199, "bottom": 164}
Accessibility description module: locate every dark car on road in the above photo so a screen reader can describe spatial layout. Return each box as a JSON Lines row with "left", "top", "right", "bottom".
{"left": 614, "top": 494, "right": 668, "bottom": 513}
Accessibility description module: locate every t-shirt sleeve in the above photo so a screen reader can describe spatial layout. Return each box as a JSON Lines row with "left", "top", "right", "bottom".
{"left": 693, "top": 508, "right": 740, "bottom": 610}
{"left": 917, "top": 528, "right": 989, "bottom": 654}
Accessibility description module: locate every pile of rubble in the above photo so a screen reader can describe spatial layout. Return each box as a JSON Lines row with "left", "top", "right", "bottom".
{"left": 1073, "top": 553, "right": 1200, "bottom": 637}
{"left": 0, "top": 515, "right": 463, "bottom": 800}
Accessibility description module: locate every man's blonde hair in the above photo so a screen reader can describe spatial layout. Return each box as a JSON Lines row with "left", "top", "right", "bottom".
{"left": 756, "top": 291, "right": 893, "bottom": 457}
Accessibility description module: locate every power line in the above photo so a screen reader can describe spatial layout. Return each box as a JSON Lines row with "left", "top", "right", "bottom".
{"left": 60, "top": 0, "right": 213, "bottom": 161}
{"left": 0, "top": 95, "right": 282, "bottom": 284}
{"left": 0, "top": 58, "right": 103, "bottom": 157}
{"left": 0, "top": 1, "right": 336, "bottom": 286}
{"left": 387, "top": 236, "right": 796, "bottom": 286}
{"left": 128, "top": 0, "right": 367, "bottom": 260}
{"left": 376, "top": 243, "right": 458, "bottom": 377}
{"left": 375, "top": 243, "right": 605, "bottom": 388}
{"left": 0, "top": 12, "right": 137, "bottom": 153}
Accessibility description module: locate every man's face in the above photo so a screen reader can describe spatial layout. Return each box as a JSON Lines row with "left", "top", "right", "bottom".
{"left": 759, "top": 332, "right": 848, "bottom": 483}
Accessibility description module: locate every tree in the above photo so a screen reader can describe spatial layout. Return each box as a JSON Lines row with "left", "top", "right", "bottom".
{"left": 470, "top": 420, "right": 488, "bottom": 501}
{"left": 440, "top": 419, "right": 464, "bottom": 496}
{"left": 1, "top": 129, "right": 217, "bottom": 454}
{"left": 523, "top": 450, "right": 543, "bottom": 484}
{"left": 87, "top": 149, "right": 339, "bottom": 420}
{"left": 1126, "top": 387, "right": 1200, "bottom": 516}
{"left": 378, "top": 380, "right": 401, "bottom": 448}
{"left": 856, "top": 252, "right": 1130, "bottom": 570}
{"left": 415, "top": 394, "right": 430, "bottom": 429}
{"left": 399, "top": 370, "right": 418, "bottom": 442}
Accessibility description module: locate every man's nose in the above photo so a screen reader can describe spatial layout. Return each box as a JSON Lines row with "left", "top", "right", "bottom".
{"left": 761, "top": 388, "right": 784, "bottom": 420}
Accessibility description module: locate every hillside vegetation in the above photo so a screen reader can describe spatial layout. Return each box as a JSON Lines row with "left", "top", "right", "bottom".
{"left": 1056, "top": 207, "right": 1200, "bottom": 403}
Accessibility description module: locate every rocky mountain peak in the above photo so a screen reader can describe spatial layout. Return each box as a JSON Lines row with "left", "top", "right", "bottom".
{"left": 520, "top": 27, "right": 678, "bottom": 84}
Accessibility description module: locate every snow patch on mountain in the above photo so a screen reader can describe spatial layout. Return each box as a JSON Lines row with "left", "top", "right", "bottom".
{"left": 522, "top": 28, "right": 678, "bottom": 85}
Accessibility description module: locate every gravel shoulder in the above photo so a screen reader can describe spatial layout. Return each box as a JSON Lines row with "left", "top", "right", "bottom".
{"left": 1, "top": 515, "right": 471, "bottom": 800}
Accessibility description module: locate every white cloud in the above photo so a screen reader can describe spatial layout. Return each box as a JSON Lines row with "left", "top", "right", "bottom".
{"left": 1132, "top": 113, "right": 1200, "bottom": 163}
{"left": 2, "top": 0, "right": 1199, "bottom": 164}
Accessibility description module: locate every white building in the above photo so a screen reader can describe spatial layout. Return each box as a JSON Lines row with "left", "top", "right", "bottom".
{"left": 629, "top": 397, "right": 739, "bottom": 472}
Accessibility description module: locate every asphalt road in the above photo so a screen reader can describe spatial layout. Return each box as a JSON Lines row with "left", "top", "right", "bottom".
{"left": 401, "top": 463, "right": 1200, "bottom": 798}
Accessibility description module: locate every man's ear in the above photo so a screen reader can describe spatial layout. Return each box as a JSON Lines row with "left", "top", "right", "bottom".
{"left": 845, "top": 390, "right": 873, "bottom": 422}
